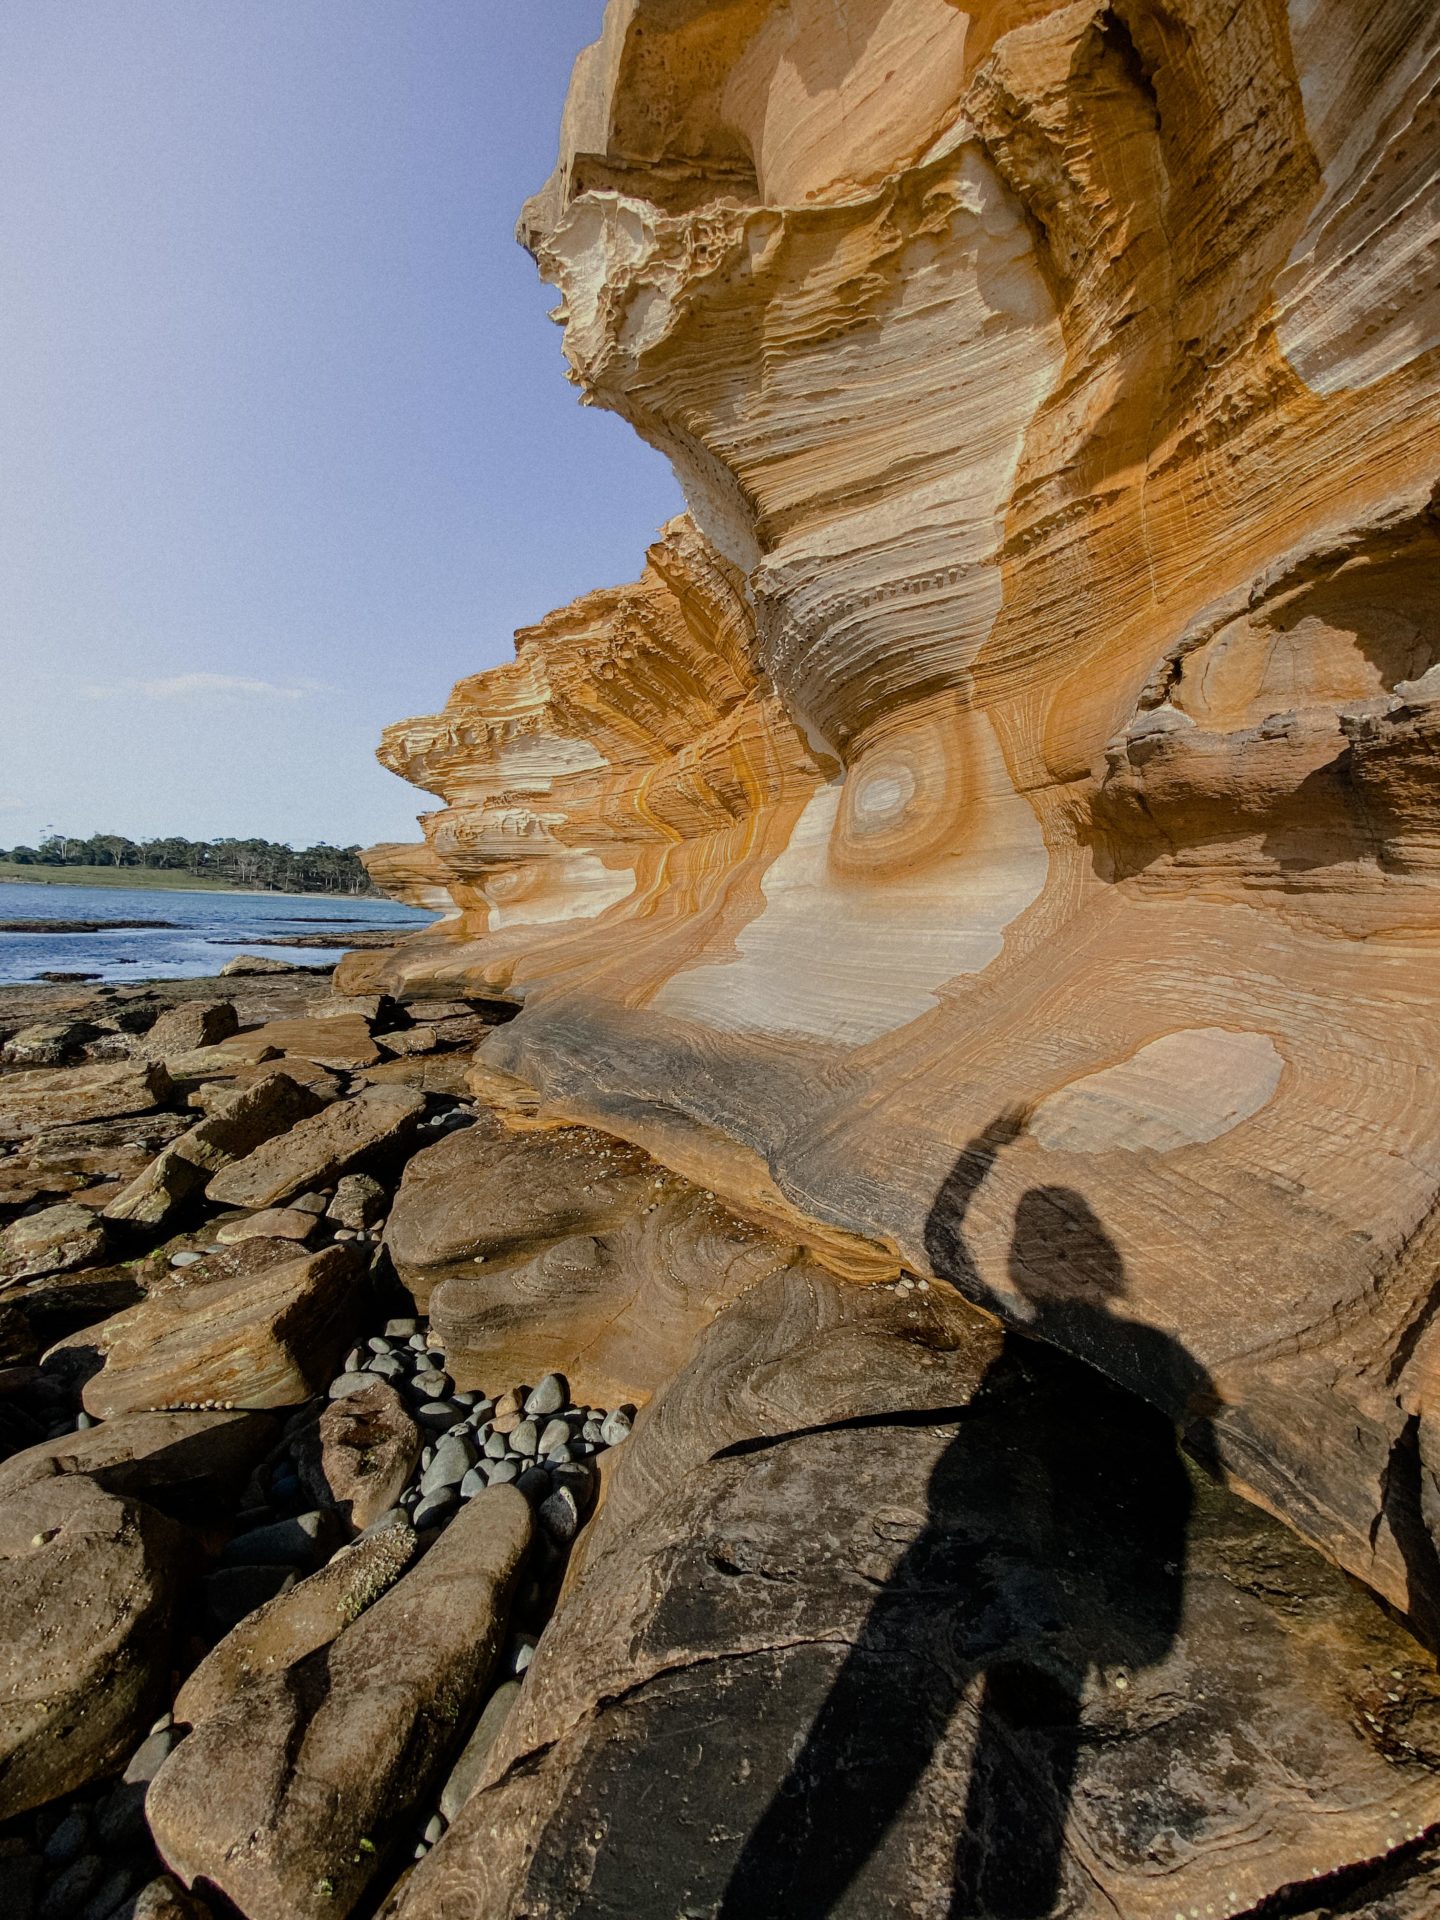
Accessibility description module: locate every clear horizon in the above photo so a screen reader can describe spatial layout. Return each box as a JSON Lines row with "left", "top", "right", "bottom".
{"left": 2, "top": 3, "right": 684, "bottom": 853}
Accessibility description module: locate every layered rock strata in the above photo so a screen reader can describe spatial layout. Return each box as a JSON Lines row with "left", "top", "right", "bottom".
{"left": 356, "top": 0, "right": 1440, "bottom": 1627}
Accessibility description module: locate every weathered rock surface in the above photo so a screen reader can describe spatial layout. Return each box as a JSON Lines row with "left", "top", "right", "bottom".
{"left": 55, "top": 1242, "right": 369, "bottom": 1418}
{"left": 0, "top": 1061, "right": 172, "bottom": 1146}
{"left": 0, "top": 1203, "right": 108, "bottom": 1283}
{"left": 227, "top": 1013, "right": 380, "bottom": 1070}
{"left": 0, "top": 1474, "right": 179, "bottom": 1817}
{"left": 293, "top": 1380, "right": 420, "bottom": 1530}
{"left": 0, "top": 1407, "right": 277, "bottom": 1518}
{"left": 350, "top": 0, "right": 1440, "bottom": 1629}
{"left": 1, "top": 1019, "right": 99, "bottom": 1067}
{"left": 104, "top": 1071, "right": 325, "bottom": 1229}
{"left": 395, "top": 1299, "right": 1440, "bottom": 1920}
{"left": 148, "top": 1487, "right": 532, "bottom": 1919}
{"left": 136, "top": 1001, "right": 239, "bottom": 1058}
{"left": 206, "top": 1086, "right": 425, "bottom": 1211}
{"left": 174, "top": 1516, "right": 420, "bottom": 1729}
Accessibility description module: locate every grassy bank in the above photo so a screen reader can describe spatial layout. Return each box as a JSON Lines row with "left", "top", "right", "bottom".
{"left": 0, "top": 861, "right": 378, "bottom": 898}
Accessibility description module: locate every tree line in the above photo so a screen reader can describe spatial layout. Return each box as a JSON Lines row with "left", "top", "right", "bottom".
{"left": 0, "top": 831, "right": 379, "bottom": 895}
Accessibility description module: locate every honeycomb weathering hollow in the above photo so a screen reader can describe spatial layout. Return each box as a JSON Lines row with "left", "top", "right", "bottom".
{"left": 353, "top": 0, "right": 1440, "bottom": 1622}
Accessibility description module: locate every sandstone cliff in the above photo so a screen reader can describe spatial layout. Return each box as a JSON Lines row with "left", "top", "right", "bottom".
{"left": 354, "top": 0, "right": 1440, "bottom": 1630}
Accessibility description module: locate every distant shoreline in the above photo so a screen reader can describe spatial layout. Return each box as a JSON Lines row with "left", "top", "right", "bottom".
{"left": 0, "top": 863, "right": 390, "bottom": 906}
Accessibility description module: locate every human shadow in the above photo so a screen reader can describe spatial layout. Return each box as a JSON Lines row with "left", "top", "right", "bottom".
{"left": 720, "top": 1115, "right": 1218, "bottom": 1919}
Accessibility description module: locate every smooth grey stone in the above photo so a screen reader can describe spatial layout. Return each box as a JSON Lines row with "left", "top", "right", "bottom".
{"left": 407, "top": 1332, "right": 429, "bottom": 1351}
{"left": 366, "top": 1353, "right": 405, "bottom": 1381}
{"left": 423, "top": 1350, "right": 447, "bottom": 1372}
{"left": 359, "top": 1506, "right": 410, "bottom": 1542}
{"left": 537, "top": 1417, "right": 571, "bottom": 1455}
{"left": 524, "top": 1373, "right": 568, "bottom": 1418}
{"left": 452, "top": 1390, "right": 477, "bottom": 1407}
{"left": 95, "top": 1780, "right": 148, "bottom": 1848}
{"left": 411, "top": 1369, "right": 453, "bottom": 1401}
{"left": 413, "top": 1840, "right": 430, "bottom": 1860}
{"left": 328, "top": 1371, "right": 373, "bottom": 1400}
{"left": 413, "top": 1487, "right": 458, "bottom": 1529}
{"left": 77, "top": 1861, "right": 141, "bottom": 1920}
{"left": 420, "top": 1445, "right": 435, "bottom": 1471}
{"left": 42, "top": 1807, "right": 89, "bottom": 1867}
{"left": 600, "top": 1407, "right": 634, "bottom": 1446}
{"left": 423, "top": 1814, "right": 446, "bottom": 1845}
{"left": 343, "top": 1346, "right": 365, "bottom": 1373}
{"left": 545, "top": 1442, "right": 575, "bottom": 1466}
{"left": 539, "top": 1485, "right": 581, "bottom": 1544}
{"left": 483, "top": 1430, "right": 509, "bottom": 1461}
{"left": 511, "top": 1631, "right": 538, "bottom": 1675}
{"left": 75, "top": 1411, "right": 96, "bottom": 1431}
{"left": 510, "top": 1418, "right": 539, "bottom": 1458}
{"left": 38, "top": 1855, "right": 102, "bottom": 1920}
{"left": 220, "top": 1511, "right": 327, "bottom": 1569}
{"left": 552, "top": 1460, "right": 596, "bottom": 1505}
{"left": 459, "top": 1466, "right": 487, "bottom": 1499}
{"left": 421, "top": 1433, "right": 477, "bottom": 1496}
{"left": 385, "top": 1317, "right": 420, "bottom": 1337}
{"left": 367, "top": 1335, "right": 394, "bottom": 1354}
{"left": 439, "top": 1679, "right": 522, "bottom": 1822}
{"left": 515, "top": 1466, "right": 551, "bottom": 1504}
{"left": 122, "top": 1724, "right": 176, "bottom": 1783}
{"left": 488, "top": 1457, "right": 519, "bottom": 1486}
{"left": 168, "top": 1250, "right": 202, "bottom": 1269}
{"left": 581, "top": 1419, "right": 604, "bottom": 1444}
{"left": 469, "top": 1396, "right": 495, "bottom": 1419}
{"left": 416, "top": 1398, "right": 463, "bottom": 1430}
{"left": 149, "top": 1709, "right": 174, "bottom": 1734}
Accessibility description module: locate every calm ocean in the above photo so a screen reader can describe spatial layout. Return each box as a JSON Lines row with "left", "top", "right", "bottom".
{"left": 0, "top": 881, "right": 433, "bottom": 986}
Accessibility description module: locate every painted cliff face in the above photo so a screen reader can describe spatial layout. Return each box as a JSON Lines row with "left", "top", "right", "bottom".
{"left": 363, "top": 0, "right": 1440, "bottom": 1617}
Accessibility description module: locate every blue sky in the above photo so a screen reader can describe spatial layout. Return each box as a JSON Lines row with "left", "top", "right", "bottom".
{"left": 1, "top": 2, "right": 683, "bottom": 851}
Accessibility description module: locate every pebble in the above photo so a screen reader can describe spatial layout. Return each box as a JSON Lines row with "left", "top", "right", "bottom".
{"left": 537, "top": 1416, "right": 570, "bottom": 1456}
{"left": 367, "top": 1335, "right": 394, "bottom": 1355}
{"left": 582, "top": 1418, "right": 604, "bottom": 1443}
{"left": 75, "top": 1411, "right": 96, "bottom": 1430}
{"left": 123, "top": 1724, "right": 177, "bottom": 1783}
{"left": 328, "top": 1371, "right": 373, "bottom": 1400}
{"left": 411, "top": 1369, "right": 453, "bottom": 1401}
{"left": 413, "top": 1487, "right": 459, "bottom": 1529}
{"left": 511, "top": 1632, "right": 538, "bottom": 1676}
{"left": 421, "top": 1434, "right": 477, "bottom": 1496}
{"left": 343, "top": 1346, "right": 365, "bottom": 1372}
{"left": 510, "top": 1418, "right": 540, "bottom": 1458}
{"left": 416, "top": 1399, "right": 463, "bottom": 1431}
{"left": 423, "top": 1813, "right": 447, "bottom": 1844}
{"left": 494, "top": 1387, "right": 525, "bottom": 1420}
{"left": 386, "top": 1317, "right": 420, "bottom": 1338}
{"left": 600, "top": 1408, "right": 634, "bottom": 1447}
{"left": 539, "top": 1486, "right": 581, "bottom": 1544}
{"left": 488, "top": 1458, "right": 519, "bottom": 1486}
{"left": 516, "top": 1466, "right": 551, "bottom": 1504}
{"left": 291, "top": 1191, "right": 329, "bottom": 1215}
{"left": 220, "top": 1511, "right": 327, "bottom": 1570}
{"left": 367, "top": 1354, "right": 405, "bottom": 1381}
{"left": 407, "top": 1332, "right": 429, "bottom": 1352}
{"left": 38, "top": 1854, "right": 102, "bottom": 1919}
{"left": 524, "top": 1373, "right": 568, "bottom": 1418}
{"left": 459, "top": 1466, "right": 487, "bottom": 1500}
{"left": 168, "top": 1250, "right": 202, "bottom": 1269}
{"left": 546, "top": 1441, "right": 575, "bottom": 1466}
{"left": 42, "top": 1807, "right": 89, "bottom": 1867}
{"left": 483, "top": 1430, "right": 509, "bottom": 1461}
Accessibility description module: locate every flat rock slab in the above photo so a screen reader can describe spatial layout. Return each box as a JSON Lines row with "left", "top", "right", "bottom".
{"left": 213, "top": 1205, "right": 317, "bottom": 1245}
{"left": 0, "top": 1406, "right": 277, "bottom": 1518}
{"left": 105, "top": 1071, "right": 325, "bottom": 1229}
{"left": 149, "top": 1486, "right": 533, "bottom": 1919}
{"left": 0, "top": 1060, "right": 173, "bottom": 1145}
{"left": 397, "top": 1344, "right": 1440, "bottom": 1920}
{"left": 0, "top": 1473, "right": 180, "bottom": 1817}
{"left": 207, "top": 1087, "right": 426, "bottom": 1211}
{"left": 0, "top": 1202, "right": 108, "bottom": 1282}
{"left": 228, "top": 1014, "right": 380, "bottom": 1070}
{"left": 174, "top": 1517, "right": 420, "bottom": 1728}
{"left": 137, "top": 1001, "right": 240, "bottom": 1058}
{"left": 53, "top": 1242, "right": 370, "bottom": 1417}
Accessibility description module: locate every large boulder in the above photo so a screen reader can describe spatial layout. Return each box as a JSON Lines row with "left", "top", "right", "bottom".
{"left": 293, "top": 1380, "right": 420, "bottom": 1531}
{"left": 148, "top": 1487, "right": 533, "bottom": 1918}
{"left": 0, "top": 1474, "right": 180, "bottom": 1816}
{"left": 383, "top": 1116, "right": 655, "bottom": 1307}
{"left": 206, "top": 1087, "right": 426, "bottom": 1211}
{"left": 0, "top": 1203, "right": 108, "bottom": 1283}
{"left": 0, "top": 1406, "right": 278, "bottom": 1519}
{"left": 136, "top": 1001, "right": 240, "bottom": 1058}
{"left": 0, "top": 1061, "right": 173, "bottom": 1146}
{"left": 102, "top": 1066, "right": 326, "bottom": 1234}
{"left": 1, "top": 1019, "right": 100, "bottom": 1067}
{"left": 173, "top": 1515, "right": 420, "bottom": 1728}
{"left": 393, "top": 1309, "right": 1440, "bottom": 1920}
{"left": 52, "top": 1243, "right": 370, "bottom": 1418}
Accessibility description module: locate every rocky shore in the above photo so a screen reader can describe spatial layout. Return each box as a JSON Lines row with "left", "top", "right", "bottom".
{"left": 0, "top": 956, "right": 1438, "bottom": 1917}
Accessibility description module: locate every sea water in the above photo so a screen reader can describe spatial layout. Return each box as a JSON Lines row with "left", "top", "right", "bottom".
{"left": 0, "top": 881, "right": 434, "bottom": 986}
